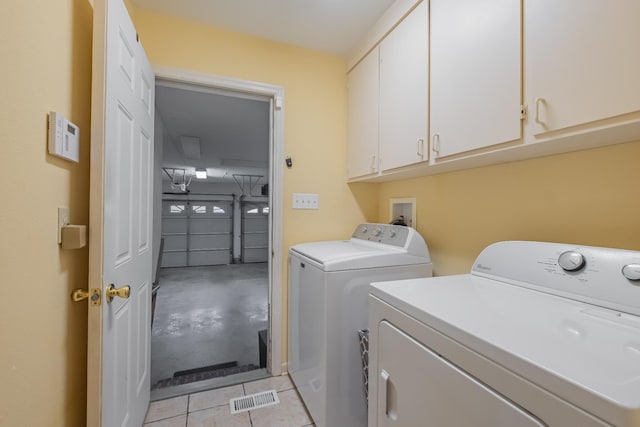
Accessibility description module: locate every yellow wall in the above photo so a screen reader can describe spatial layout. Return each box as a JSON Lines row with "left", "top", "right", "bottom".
{"left": 132, "top": 9, "right": 377, "bottom": 366}
{"left": 377, "top": 140, "right": 640, "bottom": 276}
{"left": 0, "top": 1, "right": 93, "bottom": 426}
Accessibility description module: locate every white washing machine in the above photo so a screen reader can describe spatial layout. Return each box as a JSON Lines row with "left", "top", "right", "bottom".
{"left": 288, "top": 223, "right": 432, "bottom": 427}
{"left": 368, "top": 241, "right": 640, "bottom": 427}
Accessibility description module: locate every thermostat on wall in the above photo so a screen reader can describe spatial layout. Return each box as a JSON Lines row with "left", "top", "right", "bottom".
{"left": 48, "top": 111, "right": 80, "bottom": 162}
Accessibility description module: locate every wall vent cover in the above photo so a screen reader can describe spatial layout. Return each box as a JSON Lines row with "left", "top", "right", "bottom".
{"left": 229, "top": 390, "right": 279, "bottom": 414}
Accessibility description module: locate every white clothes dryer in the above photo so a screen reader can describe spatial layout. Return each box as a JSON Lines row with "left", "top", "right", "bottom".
{"left": 368, "top": 241, "right": 640, "bottom": 427}
{"left": 288, "top": 223, "right": 432, "bottom": 427}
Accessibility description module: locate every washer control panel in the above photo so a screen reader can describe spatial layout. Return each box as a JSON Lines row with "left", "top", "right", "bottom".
{"left": 352, "top": 223, "right": 411, "bottom": 247}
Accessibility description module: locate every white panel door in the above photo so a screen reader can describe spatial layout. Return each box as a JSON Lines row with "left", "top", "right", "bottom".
{"left": 526, "top": 0, "right": 640, "bottom": 135}
{"left": 376, "top": 321, "right": 545, "bottom": 427}
{"left": 347, "top": 48, "right": 380, "bottom": 179}
{"left": 88, "top": 0, "right": 154, "bottom": 425}
{"left": 379, "top": 1, "right": 428, "bottom": 172}
{"left": 430, "top": 0, "right": 521, "bottom": 159}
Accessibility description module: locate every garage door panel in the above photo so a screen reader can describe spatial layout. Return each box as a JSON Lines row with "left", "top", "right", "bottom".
{"left": 189, "top": 234, "right": 232, "bottom": 251}
{"left": 243, "top": 248, "right": 268, "bottom": 264}
{"left": 241, "top": 201, "right": 269, "bottom": 263}
{"left": 243, "top": 233, "right": 268, "bottom": 247}
{"left": 162, "top": 218, "right": 186, "bottom": 234}
{"left": 243, "top": 217, "right": 268, "bottom": 233}
{"left": 162, "top": 252, "right": 187, "bottom": 267}
{"left": 163, "top": 235, "right": 187, "bottom": 251}
{"left": 189, "top": 250, "right": 231, "bottom": 266}
{"left": 190, "top": 218, "right": 232, "bottom": 234}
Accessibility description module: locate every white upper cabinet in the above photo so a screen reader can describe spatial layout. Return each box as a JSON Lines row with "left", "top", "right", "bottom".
{"left": 525, "top": 0, "right": 640, "bottom": 136}
{"left": 430, "top": 0, "right": 521, "bottom": 160}
{"left": 347, "top": 0, "right": 640, "bottom": 182}
{"left": 347, "top": 1, "right": 428, "bottom": 180}
{"left": 379, "top": 1, "right": 429, "bottom": 172}
{"left": 347, "top": 48, "right": 380, "bottom": 179}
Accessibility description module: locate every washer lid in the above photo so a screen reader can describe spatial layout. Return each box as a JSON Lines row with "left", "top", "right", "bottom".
{"left": 289, "top": 240, "right": 430, "bottom": 271}
{"left": 370, "top": 275, "right": 640, "bottom": 425}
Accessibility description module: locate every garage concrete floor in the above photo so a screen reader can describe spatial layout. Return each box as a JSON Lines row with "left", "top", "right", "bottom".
{"left": 151, "top": 263, "right": 269, "bottom": 389}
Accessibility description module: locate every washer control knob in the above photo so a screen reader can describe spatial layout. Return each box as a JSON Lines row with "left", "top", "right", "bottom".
{"left": 622, "top": 264, "right": 640, "bottom": 281}
{"left": 388, "top": 229, "right": 397, "bottom": 238}
{"left": 558, "top": 251, "right": 586, "bottom": 272}
{"left": 373, "top": 227, "right": 383, "bottom": 237}
{"left": 361, "top": 226, "right": 368, "bottom": 234}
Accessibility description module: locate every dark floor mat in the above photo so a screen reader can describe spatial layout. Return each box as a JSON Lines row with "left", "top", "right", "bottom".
{"left": 152, "top": 362, "right": 260, "bottom": 390}
{"left": 173, "top": 361, "right": 238, "bottom": 378}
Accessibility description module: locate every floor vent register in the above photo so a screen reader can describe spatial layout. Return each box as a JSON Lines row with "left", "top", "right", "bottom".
{"left": 229, "top": 390, "right": 279, "bottom": 414}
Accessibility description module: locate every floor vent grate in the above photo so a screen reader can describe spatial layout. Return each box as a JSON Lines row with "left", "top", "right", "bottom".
{"left": 229, "top": 390, "right": 279, "bottom": 414}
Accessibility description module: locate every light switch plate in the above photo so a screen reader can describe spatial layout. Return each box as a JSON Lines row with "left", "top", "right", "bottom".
{"left": 292, "top": 193, "right": 319, "bottom": 210}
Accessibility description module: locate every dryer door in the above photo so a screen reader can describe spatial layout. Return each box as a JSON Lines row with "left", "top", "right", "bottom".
{"left": 376, "top": 321, "right": 546, "bottom": 427}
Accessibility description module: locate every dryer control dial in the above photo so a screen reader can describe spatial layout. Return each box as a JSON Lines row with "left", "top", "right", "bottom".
{"left": 622, "top": 264, "right": 640, "bottom": 281}
{"left": 373, "top": 227, "right": 383, "bottom": 237}
{"left": 558, "top": 251, "right": 586, "bottom": 272}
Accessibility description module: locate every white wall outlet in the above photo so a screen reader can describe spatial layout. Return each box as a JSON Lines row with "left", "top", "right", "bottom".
{"left": 292, "top": 193, "right": 320, "bottom": 210}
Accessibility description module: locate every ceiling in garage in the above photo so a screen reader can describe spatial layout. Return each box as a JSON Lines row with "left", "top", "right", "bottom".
{"left": 156, "top": 82, "right": 271, "bottom": 187}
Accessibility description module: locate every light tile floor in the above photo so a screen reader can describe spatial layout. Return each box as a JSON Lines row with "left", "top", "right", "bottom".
{"left": 144, "top": 374, "right": 314, "bottom": 427}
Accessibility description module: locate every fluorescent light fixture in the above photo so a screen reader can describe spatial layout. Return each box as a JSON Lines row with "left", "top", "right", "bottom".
{"left": 195, "top": 168, "right": 207, "bottom": 179}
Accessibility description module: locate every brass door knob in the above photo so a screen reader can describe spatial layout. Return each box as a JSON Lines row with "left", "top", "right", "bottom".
{"left": 106, "top": 284, "right": 131, "bottom": 303}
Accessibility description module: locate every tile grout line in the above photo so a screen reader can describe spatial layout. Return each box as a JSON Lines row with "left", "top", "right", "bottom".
{"left": 184, "top": 394, "right": 190, "bottom": 427}
{"left": 244, "top": 383, "right": 255, "bottom": 427}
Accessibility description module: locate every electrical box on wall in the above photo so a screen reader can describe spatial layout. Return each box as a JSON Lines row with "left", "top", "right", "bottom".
{"left": 48, "top": 111, "right": 80, "bottom": 162}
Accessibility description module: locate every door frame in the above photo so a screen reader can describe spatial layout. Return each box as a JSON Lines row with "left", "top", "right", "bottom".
{"left": 153, "top": 65, "right": 284, "bottom": 375}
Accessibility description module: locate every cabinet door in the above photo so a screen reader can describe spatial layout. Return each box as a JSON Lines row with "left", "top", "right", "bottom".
{"left": 376, "top": 321, "right": 545, "bottom": 427}
{"left": 430, "top": 0, "right": 521, "bottom": 159}
{"left": 526, "top": 0, "right": 640, "bottom": 135}
{"left": 347, "top": 48, "right": 380, "bottom": 179}
{"left": 379, "top": 1, "right": 428, "bottom": 172}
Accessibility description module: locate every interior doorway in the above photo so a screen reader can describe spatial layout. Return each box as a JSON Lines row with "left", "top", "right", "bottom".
{"left": 149, "top": 71, "right": 283, "bottom": 399}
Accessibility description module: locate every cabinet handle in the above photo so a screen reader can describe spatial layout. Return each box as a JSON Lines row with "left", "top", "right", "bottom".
{"left": 431, "top": 133, "right": 440, "bottom": 154}
{"left": 370, "top": 154, "right": 377, "bottom": 172}
{"left": 535, "top": 97, "right": 546, "bottom": 126}
{"left": 417, "top": 138, "right": 425, "bottom": 159}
